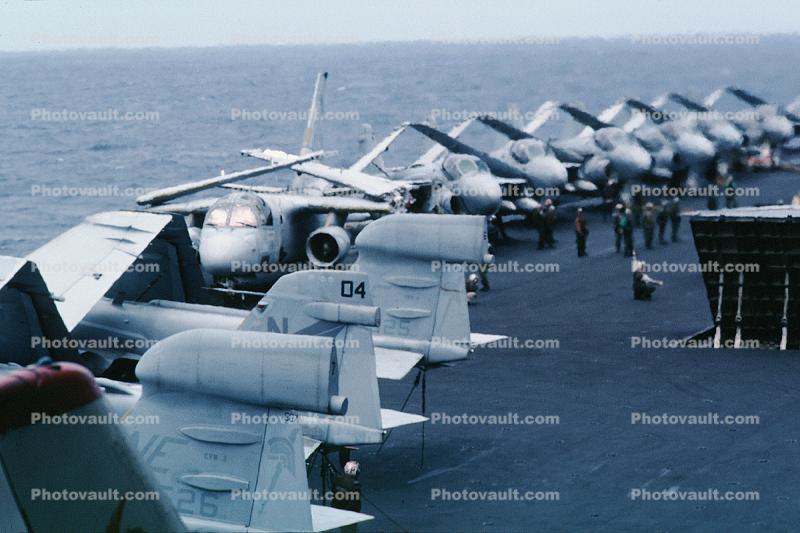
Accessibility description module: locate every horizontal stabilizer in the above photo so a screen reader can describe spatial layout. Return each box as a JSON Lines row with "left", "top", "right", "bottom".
{"left": 304, "top": 436, "right": 322, "bottom": 459}
{"left": 381, "top": 408, "right": 428, "bottom": 430}
{"left": 375, "top": 347, "right": 424, "bottom": 379}
{"left": 470, "top": 332, "right": 508, "bottom": 347}
{"left": 311, "top": 504, "right": 373, "bottom": 532}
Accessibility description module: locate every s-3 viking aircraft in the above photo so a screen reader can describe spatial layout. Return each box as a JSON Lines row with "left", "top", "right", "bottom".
{"left": 136, "top": 72, "right": 409, "bottom": 288}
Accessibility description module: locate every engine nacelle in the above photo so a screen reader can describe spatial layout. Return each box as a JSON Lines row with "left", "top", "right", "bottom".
{"left": 306, "top": 225, "right": 352, "bottom": 267}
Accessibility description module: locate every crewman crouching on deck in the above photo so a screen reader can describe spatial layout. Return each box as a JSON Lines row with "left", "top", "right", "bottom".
{"left": 632, "top": 257, "right": 664, "bottom": 301}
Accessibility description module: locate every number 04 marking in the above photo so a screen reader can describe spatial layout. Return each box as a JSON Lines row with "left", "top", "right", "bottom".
{"left": 341, "top": 280, "right": 366, "bottom": 298}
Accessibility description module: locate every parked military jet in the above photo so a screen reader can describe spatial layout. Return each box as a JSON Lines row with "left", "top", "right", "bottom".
{"left": 623, "top": 97, "right": 718, "bottom": 180}
{"left": 136, "top": 73, "right": 406, "bottom": 287}
{"left": 0, "top": 358, "right": 372, "bottom": 532}
{"left": 665, "top": 93, "right": 746, "bottom": 162}
{"left": 705, "top": 87, "right": 799, "bottom": 164}
{"left": 471, "top": 101, "right": 655, "bottom": 190}
{"left": 249, "top": 117, "right": 512, "bottom": 219}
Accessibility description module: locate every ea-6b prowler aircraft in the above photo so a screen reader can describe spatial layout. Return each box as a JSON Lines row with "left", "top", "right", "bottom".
{"left": 0, "top": 359, "right": 373, "bottom": 533}
{"left": 136, "top": 73, "right": 409, "bottom": 287}
{"left": 0, "top": 211, "right": 503, "bottom": 531}
{"left": 0, "top": 209, "right": 500, "bottom": 431}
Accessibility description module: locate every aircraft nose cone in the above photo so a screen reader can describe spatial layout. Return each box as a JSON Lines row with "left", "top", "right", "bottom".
{"left": 199, "top": 227, "right": 261, "bottom": 277}
{"left": 526, "top": 156, "right": 568, "bottom": 190}
{"left": 613, "top": 145, "right": 652, "bottom": 180}
{"left": 710, "top": 124, "right": 744, "bottom": 152}
{"left": 763, "top": 116, "right": 794, "bottom": 143}
{"left": 678, "top": 133, "right": 716, "bottom": 166}
{"left": 455, "top": 174, "right": 502, "bottom": 215}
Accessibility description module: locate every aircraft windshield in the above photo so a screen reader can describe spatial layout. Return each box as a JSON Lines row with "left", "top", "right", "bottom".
{"left": 511, "top": 140, "right": 545, "bottom": 164}
{"left": 229, "top": 205, "right": 259, "bottom": 227}
{"left": 443, "top": 156, "right": 487, "bottom": 180}
{"left": 205, "top": 207, "right": 228, "bottom": 227}
{"left": 595, "top": 128, "right": 627, "bottom": 150}
{"left": 204, "top": 194, "right": 270, "bottom": 228}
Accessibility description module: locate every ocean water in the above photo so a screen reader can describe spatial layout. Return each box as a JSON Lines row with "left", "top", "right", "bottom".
{"left": 2, "top": 36, "right": 800, "bottom": 255}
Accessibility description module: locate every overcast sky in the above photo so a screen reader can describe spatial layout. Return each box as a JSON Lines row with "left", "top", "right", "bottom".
{"left": 1, "top": 0, "right": 798, "bottom": 52}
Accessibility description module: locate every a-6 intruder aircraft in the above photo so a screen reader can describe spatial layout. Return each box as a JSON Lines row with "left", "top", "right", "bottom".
{"left": 470, "top": 101, "right": 656, "bottom": 190}
{"left": 705, "top": 87, "right": 799, "bottom": 164}
{"left": 401, "top": 122, "right": 567, "bottom": 215}
{"left": 0, "top": 358, "right": 372, "bottom": 533}
{"left": 136, "top": 72, "right": 408, "bottom": 288}
{"left": 663, "top": 93, "right": 746, "bottom": 162}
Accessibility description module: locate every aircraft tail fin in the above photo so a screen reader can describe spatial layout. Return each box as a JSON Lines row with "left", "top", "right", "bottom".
{"left": 239, "top": 270, "right": 384, "bottom": 434}
{"left": 354, "top": 214, "right": 493, "bottom": 365}
{"left": 523, "top": 100, "right": 560, "bottom": 134}
{"left": 301, "top": 72, "right": 328, "bottom": 155}
{"left": 129, "top": 328, "right": 371, "bottom": 531}
{"left": 704, "top": 88, "right": 726, "bottom": 108}
{"left": 0, "top": 362, "right": 186, "bottom": 532}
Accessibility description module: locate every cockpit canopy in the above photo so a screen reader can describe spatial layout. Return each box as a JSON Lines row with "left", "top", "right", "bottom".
{"left": 442, "top": 154, "right": 490, "bottom": 181}
{"left": 594, "top": 127, "right": 629, "bottom": 151}
{"left": 510, "top": 139, "right": 546, "bottom": 164}
{"left": 203, "top": 193, "right": 272, "bottom": 228}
